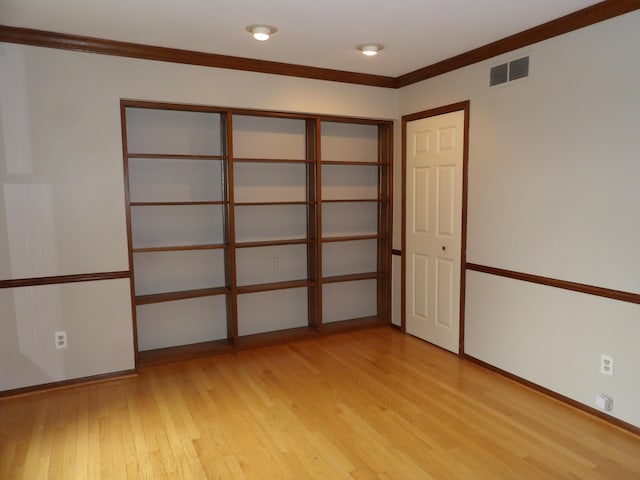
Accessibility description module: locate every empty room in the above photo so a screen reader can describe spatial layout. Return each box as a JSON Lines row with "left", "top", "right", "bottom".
{"left": 0, "top": 0, "right": 639, "bottom": 478}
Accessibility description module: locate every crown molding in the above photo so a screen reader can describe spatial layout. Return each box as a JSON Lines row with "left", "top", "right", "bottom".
{"left": 0, "top": 25, "right": 398, "bottom": 89}
{"left": 0, "top": 0, "right": 638, "bottom": 89}
{"left": 397, "top": 0, "right": 640, "bottom": 87}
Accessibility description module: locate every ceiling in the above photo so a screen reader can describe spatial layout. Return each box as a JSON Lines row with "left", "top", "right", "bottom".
{"left": 0, "top": 0, "right": 603, "bottom": 77}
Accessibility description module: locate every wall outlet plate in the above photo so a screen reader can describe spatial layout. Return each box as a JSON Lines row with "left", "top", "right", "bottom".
{"left": 600, "top": 354, "right": 614, "bottom": 376}
{"left": 55, "top": 330, "right": 68, "bottom": 349}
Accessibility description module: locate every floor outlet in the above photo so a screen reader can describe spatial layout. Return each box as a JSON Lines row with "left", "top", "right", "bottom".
{"left": 595, "top": 393, "right": 613, "bottom": 411}
{"left": 600, "top": 354, "right": 614, "bottom": 376}
{"left": 55, "top": 330, "right": 68, "bottom": 349}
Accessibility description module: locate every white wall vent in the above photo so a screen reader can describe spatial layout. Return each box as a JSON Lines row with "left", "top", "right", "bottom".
{"left": 490, "top": 56, "right": 529, "bottom": 86}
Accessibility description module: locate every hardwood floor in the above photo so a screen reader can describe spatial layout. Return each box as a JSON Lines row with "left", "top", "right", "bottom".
{"left": 1, "top": 327, "right": 639, "bottom": 479}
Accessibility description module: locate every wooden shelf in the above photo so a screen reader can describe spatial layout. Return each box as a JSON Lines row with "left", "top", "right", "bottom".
{"left": 236, "top": 326, "right": 317, "bottom": 350}
{"left": 132, "top": 244, "right": 227, "bottom": 253}
{"left": 321, "top": 234, "right": 383, "bottom": 243}
{"left": 321, "top": 316, "right": 386, "bottom": 334}
{"left": 235, "top": 201, "right": 314, "bottom": 206}
{"left": 128, "top": 153, "right": 224, "bottom": 160}
{"left": 137, "top": 338, "right": 235, "bottom": 367}
{"left": 322, "top": 272, "right": 382, "bottom": 284}
{"left": 321, "top": 160, "right": 385, "bottom": 166}
{"left": 130, "top": 201, "right": 226, "bottom": 206}
{"left": 136, "top": 287, "right": 230, "bottom": 305}
{"left": 124, "top": 101, "right": 393, "bottom": 367}
{"left": 233, "top": 157, "right": 313, "bottom": 164}
{"left": 236, "top": 279, "right": 314, "bottom": 294}
{"left": 321, "top": 198, "right": 379, "bottom": 203}
{"left": 235, "top": 238, "right": 312, "bottom": 248}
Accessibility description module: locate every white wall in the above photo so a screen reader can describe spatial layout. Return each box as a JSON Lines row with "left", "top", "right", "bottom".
{"left": 398, "top": 12, "right": 640, "bottom": 427}
{"left": 0, "top": 42, "right": 398, "bottom": 390}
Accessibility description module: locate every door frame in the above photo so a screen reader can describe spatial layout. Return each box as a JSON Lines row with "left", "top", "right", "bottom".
{"left": 401, "top": 101, "right": 470, "bottom": 356}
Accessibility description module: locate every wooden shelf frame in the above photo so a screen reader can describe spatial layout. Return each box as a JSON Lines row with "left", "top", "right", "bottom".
{"left": 128, "top": 153, "right": 225, "bottom": 160}
{"left": 236, "top": 279, "right": 314, "bottom": 294}
{"left": 322, "top": 272, "right": 382, "bottom": 284}
{"left": 234, "top": 201, "right": 314, "bottom": 206}
{"left": 132, "top": 243, "right": 227, "bottom": 253}
{"left": 122, "top": 100, "right": 392, "bottom": 366}
{"left": 321, "top": 160, "right": 386, "bottom": 166}
{"left": 233, "top": 157, "right": 314, "bottom": 164}
{"left": 130, "top": 201, "right": 226, "bottom": 206}
{"left": 136, "top": 286, "right": 230, "bottom": 305}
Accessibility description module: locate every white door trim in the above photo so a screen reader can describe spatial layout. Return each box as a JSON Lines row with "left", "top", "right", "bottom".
{"left": 401, "top": 101, "right": 469, "bottom": 355}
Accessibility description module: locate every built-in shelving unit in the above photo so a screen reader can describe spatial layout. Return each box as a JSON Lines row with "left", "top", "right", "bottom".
{"left": 122, "top": 101, "right": 392, "bottom": 366}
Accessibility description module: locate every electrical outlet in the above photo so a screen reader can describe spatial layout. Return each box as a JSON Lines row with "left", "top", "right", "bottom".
{"left": 55, "top": 330, "right": 67, "bottom": 349}
{"left": 270, "top": 256, "right": 279, "bottom": 271}
{"left": 600, "top": 354, "right": 614, "bottom": 376}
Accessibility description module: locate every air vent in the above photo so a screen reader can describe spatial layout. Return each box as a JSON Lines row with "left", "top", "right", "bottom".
{"left": 490, "top": 63, "right": 508, "bottom": 86}
{"left": 509, "top": 56, "right": 529, "bottom": 81}
{"left": 490, "top": 56, "right": 530, "bottom": 86}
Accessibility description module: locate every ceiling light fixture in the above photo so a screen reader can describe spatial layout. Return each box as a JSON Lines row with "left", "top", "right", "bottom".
{"left": 246, "top": 25, "right": 277, "bottom": 42}
{"left": 357, "top": 44, "right": 384, "bottom": 56}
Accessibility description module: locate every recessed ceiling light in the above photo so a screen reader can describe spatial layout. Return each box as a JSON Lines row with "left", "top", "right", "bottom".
{"left": 357, "top": 44, "right": 384, "bottom": 56}
{"left": 246, "top": 25, "right": 277, "bottom": 42}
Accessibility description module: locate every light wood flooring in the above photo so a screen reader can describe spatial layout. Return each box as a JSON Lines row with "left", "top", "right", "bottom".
{"left": 1, "top": 327, "right": 639, "bottom": 479}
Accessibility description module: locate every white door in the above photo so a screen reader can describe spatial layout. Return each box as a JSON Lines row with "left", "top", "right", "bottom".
{"left": 405, "top": 110, "right": 464, "bottom": 353}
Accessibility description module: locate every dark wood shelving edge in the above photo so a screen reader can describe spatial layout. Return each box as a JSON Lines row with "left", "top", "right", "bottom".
{"left": 137, "top": 338, "right": 235, "bottom": 367}
{"left": 236, "top": 326, "right": 317, "bottom": 350}
{"left": 321, "top": 316, "right": 387, "bottom": 334}
{"left": 132, "top": 244, "right": 228, "bottom": 253}
{"left": 236, "top": 279, "right": 314, "bottom": 294}
{"left": 128, "top": 153, "right": 225, "bottom": 160}
{"left": 321, "top": 160, "right": 385, "bottom": 165}
{"left": 322, "top": 198, "right": 380, "bottom": 203}
{"left": 235, "top": 238, "right": 312, "bottom": 248}
{"left": 233, "top": 158, "right": 314, "bottom": 164}
{"left": 130, "top": 201, "right": 226, "bottom": 206}
{"left": 235, "top": 201, "right": 314, "bottom": 206}
{"left": 321, "top": 234, "right": 383, "bottom": 243}
{"left": 323, "top": 272, "right": 382, "bottom": 284}
{"left": 136, "top": 287, "right": 230, "bottom": 305}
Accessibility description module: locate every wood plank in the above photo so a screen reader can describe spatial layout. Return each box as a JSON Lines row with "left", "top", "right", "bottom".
{"left": 235, "top": 326, "right": 317, "bottom": 350}
{"left": 235, "top": 238, "right": 311, "bottom": 248}
{"left": 232, "top": 157, "right": 313, "bottom": 163}
{"left": 128, "top": 153, "right": 224, "bottom": 160}
{"left": 234, "top": 201, "right": 314, "bottom": 206}
{"left": 236, "top": 279, "right": 313, "bottom": 294}
{"left": 320, "top": 316, "right": 386, "bottom": 333}
{"left": 1, "top": 329, "right": 639, "bottom": 479}
{"left": 322, "top": 272, "right": 382, "bottom": 283}
{"left": 321, "top": 198, "right": 379, "bottom": 203}
{"left": 132, "top": 244, "right": 227, "bottom": 253}
{"left": 137, "top": 339, "right": 234, "bottom": 366}
{"left": 130, "top": 201, "right": 226, "bottom": 206}
{"left": 321, "top": 160, "right": 384, "bottom": 165}
{"left": 135, "top": 287, "right": 230, "bottom": 305}
{"left": 321, "top": 234, "right": 382, "bottom": 243}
